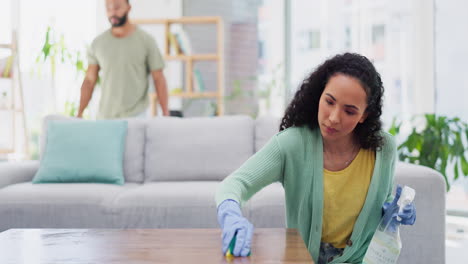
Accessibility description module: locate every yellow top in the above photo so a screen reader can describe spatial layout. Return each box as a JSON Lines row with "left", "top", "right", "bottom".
{"left": 321, "top": 148, "right": 375, "bottom": 248}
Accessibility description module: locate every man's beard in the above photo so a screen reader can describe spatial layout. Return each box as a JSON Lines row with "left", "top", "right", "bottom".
{"left": 109, "top": 13, "right": 128, "bottom": 27}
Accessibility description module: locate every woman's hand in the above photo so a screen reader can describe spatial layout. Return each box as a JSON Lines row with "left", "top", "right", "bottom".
{"left": 217, "top": 199, "right": 254, "bottom": 257}
{"left": 382, "top": 185, "right": 416, "bottom": 229}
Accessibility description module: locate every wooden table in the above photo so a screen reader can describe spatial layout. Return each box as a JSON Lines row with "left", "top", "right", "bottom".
{"left": 0, "top": 228, "right": 313, "bottom": 263}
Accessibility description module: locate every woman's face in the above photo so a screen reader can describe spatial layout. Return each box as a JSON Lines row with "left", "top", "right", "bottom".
{"left": 318, "top": 74, "right": 368, "bottom": 143}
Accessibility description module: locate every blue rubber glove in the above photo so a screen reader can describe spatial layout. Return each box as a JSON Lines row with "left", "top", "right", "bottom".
{"left": 382, "top": 185, "right": 417, "bottom": 232}
{"left": 217, "top": 199, "right": 254, "bottom": 257}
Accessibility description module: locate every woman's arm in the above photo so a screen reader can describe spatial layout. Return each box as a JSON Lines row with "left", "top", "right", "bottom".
{"left": 215, "top": 136, "right": 285, "bottom": 207}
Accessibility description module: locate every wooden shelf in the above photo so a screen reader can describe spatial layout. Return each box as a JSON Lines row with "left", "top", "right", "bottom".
{"left": 165, "top": 54, "right": 218, "bottom": 61}
{"left": 0, "top": 149, "right": 14, "bottom": 154}
{"left": 1, "top": 27, "right": 28, "bottom": 158}
{"left": 135, "top": 16, "right": 224, "bottom": 116}
{"left": 133, "top": 16, "right": 220, "bottom": 25}
{"left": 171, "top": 92, "right": 219, "bottom": 98}
{"left": 0, "top": 44, "right": 13, "bottom": 49}
{"left": 0, "top": 107, "right": 23, "bottom": 112}
{"left": 152, "top": 92, "right": 219, "bottom": 100}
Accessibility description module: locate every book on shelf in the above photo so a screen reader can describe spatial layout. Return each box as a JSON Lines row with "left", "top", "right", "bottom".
{"left": 174, "top": 28, "right": 192, "bottom": 55}
{"left": 167, "top": 32, "right": 182, "bottom": 55}
{"left": 0, "top": 56, "right": 13, "bottom": 78}
{"left": 174, "top": 34, "right": 185, "bottom": 55}
{"left": 168, "top": 25, "right": 192, "bottom": 56}
{"left": 193, "top": 68, "right": 206, "bottom": 93}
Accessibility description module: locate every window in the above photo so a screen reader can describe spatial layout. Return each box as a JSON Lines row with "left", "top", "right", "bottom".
{"left": 289, "top": 0, "right": 435, "bottom": 126}
{"left": 18, "top": 0, "right": 97, "bottom": 158}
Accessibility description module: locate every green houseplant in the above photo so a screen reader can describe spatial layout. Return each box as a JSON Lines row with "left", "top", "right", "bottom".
{"left": 389, "top": 114, "right": 468, "bottom": 191}
{"left": 35, "top": 25, "right": 87, "bottom": 114}
{"left": 28, "top": 26, "right": 89, "bottom": 160}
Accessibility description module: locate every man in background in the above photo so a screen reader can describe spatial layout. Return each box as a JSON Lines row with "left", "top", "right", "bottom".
{"left": 78, "top": 0, "right": 169, "bottom": 119}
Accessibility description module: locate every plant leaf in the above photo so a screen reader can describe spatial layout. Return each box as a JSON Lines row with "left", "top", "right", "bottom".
{"left": 461, "top": 156, "right": 468, "bottom": 176}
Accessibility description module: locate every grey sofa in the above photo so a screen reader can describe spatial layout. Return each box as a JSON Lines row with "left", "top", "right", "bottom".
{"left": 0, "top": 115, "right": 445, "bottom": 263}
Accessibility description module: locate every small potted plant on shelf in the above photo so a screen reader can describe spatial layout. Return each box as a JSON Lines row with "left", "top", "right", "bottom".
{"left": 0, "top": 91, "right": 8, "bottom": 108}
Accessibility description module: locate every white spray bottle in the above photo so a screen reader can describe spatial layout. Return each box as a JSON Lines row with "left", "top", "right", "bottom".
{"left": 362, "top": 186, "right": 416, "bottom": 264}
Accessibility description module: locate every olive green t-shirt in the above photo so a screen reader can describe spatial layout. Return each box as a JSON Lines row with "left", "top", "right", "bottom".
{"left": 88, "top": 26, "right": 164, "bottom": 119}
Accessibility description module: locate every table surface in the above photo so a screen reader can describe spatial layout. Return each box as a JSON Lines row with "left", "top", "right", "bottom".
{"left": 0, "top": 228, "right": 314, "bottom": 264}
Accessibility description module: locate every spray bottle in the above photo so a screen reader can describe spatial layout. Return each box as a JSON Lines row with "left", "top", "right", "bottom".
{"left": 362, "top": 186, "right": 416, "bottom": 264}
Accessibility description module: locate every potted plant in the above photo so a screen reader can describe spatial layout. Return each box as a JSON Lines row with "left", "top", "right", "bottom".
{"left": 389, "top": 114, "right": 468, "bottom": 191}
{"left": 0, "top": 91, "right": 7, "bottom": 108}
{"left": 35, "top": 26, "right": 87, "bottom": 114}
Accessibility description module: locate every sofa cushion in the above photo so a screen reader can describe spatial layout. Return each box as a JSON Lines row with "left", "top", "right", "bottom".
{"left": 34, "top": 120, "right": 128, "bottom": 185}
{"left": 145, "top": 116, "right": 254, "bottom": 181}
{"left": 0, "top": 182, "right": 138, "bottom": 230}
{"left": 40, "top": 115, "right": 146, "bottom": 183}
{"left": 109, "top": 182, "right": 251, "bottom": 228}
{"left": 255, "top": 116, "right": 280, "bottom": 152}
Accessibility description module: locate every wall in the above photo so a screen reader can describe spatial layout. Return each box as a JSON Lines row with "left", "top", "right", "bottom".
{"left": 183, "top": 0, "right": 260, "bottom": 116}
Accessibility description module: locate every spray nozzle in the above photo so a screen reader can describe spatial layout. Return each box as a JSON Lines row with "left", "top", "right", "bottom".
{"left": 396, "top": 186, "right": 415, "bottom": 221}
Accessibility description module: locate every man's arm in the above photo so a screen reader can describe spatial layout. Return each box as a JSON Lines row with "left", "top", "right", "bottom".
{"left": 77, "top": 64, "right": 100, "bottom": 118}
{"left": 151, "top": 69, "right": 169, "bottom": 116}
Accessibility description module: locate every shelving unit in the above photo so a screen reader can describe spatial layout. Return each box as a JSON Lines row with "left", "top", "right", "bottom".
{"left": 0, "top": 30, "right": 28, "bottom": 157}
{"left": 133, "top": 16, "right": 224, "bottom": 116}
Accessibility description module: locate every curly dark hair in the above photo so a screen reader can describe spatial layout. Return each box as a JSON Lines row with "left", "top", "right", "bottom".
{"left": 279, "top": 52, "right": 384, "bottom": 150}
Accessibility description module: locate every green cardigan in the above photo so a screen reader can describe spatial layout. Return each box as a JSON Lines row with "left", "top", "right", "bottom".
{"left": 215, "top": 126, "right": 396, "bottom": 263}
